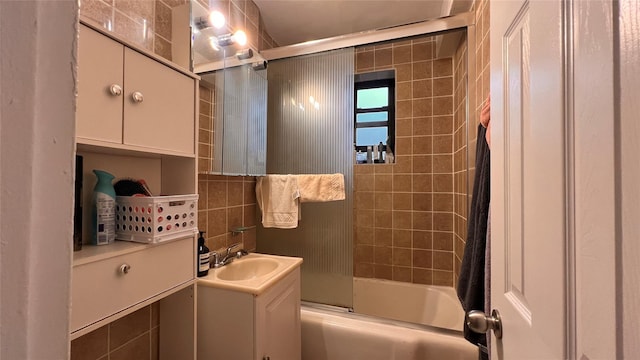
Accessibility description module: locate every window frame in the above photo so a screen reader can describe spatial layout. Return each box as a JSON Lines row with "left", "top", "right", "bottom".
{"left": 354, "top": 72, "right": 395, "bottom": 155}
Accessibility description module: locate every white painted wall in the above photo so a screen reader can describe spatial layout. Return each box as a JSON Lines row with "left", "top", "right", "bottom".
{"left": 0, "top": 1, "right": 77, "bottom": 359}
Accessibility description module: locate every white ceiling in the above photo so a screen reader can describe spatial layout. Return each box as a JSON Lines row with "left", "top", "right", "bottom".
{"left": 253, "top": 0, "right": 473, "bottom": 47}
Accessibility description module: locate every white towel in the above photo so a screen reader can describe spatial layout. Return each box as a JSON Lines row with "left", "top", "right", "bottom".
{"left": 296, "top": 174, "right": 346, "bottom": 203}
{"left": 256, "top": 174, "right": 346, "bottom": 229}
{"left": 256, "top": 175, "right": 300, "bottom": 229}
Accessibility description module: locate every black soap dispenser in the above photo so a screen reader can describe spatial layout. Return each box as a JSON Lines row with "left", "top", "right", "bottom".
{"left": 197, "top": 231, "right": 210, "bottom": 277}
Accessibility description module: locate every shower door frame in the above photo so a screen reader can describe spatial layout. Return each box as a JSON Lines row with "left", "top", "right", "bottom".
{"left": 259, "top": 12, "right": 478, "bottom": 308}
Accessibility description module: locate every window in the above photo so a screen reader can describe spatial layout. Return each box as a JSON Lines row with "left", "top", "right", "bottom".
{"left": 354, "top": 70, "right": 395, "bottom": 162}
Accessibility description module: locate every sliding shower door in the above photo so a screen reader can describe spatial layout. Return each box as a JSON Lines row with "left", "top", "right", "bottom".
{"left": 257, "top": 48, "right": 355, "bottom": 308}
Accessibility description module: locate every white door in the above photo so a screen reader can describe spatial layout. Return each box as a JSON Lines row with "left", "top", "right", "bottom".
{"left": 489, "top": 0, "right": 566, "bottom": 358}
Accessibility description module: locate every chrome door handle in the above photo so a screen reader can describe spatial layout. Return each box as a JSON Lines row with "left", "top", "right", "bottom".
{"left": 466, "top": 309, "right": 502, "bottom": 339}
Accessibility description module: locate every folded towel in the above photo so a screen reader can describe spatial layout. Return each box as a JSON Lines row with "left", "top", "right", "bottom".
{"left": 256, "top": 175, "right": 300, "bottom": 229}
{"left": 296, "top": 174, "right": 345, "bottom": 203}
{"left": 457, "top": 124, "right": 491, "bottom": 349}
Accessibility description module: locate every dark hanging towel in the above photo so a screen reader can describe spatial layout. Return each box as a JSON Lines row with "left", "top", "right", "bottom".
{"left": 457, "top": 124, "right": 491, "bottom": 353}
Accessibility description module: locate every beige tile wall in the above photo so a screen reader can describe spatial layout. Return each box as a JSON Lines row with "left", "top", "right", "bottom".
{"left": 80, "top": 0, "right": 188, "bottom": 61}
{"left": 197, "top": 174, "right": 258, "bottom": 254}
{"left": 71, "top": 304, "right": 159, "bottom": 360}
{"left": 452, "top": 0, "right": 491, "bottom": 283}
{"left": 453, "top": 34, "right": 469, "bottom": 284}
{"left": 353, "top": 36, "right": 458, "bottom": 286}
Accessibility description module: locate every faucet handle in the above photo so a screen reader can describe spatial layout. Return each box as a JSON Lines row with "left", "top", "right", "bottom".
{"left": 210, "top": 251, "right": 219, "bottom": 267}
{"left": 225, "top": 243, "right": 241, "bottom": 255}
{"left": 235, "top": 249, "right": 249, "bottom": 258}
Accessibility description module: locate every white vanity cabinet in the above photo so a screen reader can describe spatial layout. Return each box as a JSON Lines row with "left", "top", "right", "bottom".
{"left": 77, "top": 24, "right": 195, "bottom": 156}
{"left": 198, "top": 267, "right": 301, "bottom": 360}
{"left": 255, "top": 269, "right": 301, "bottom": 360}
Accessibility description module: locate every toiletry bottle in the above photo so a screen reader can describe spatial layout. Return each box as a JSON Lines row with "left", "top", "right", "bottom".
{"left": 197, "top": 231, "right": 210, "bottom": 277}
{"left": 92, "top": 169, "right": 116, "bottom": 245}
{"left": 366, "top": 146, "right": 373, "bottom": 163}
{"left": 379, "top": 141, "right": 385, "bottom": 163}
{"left": 73, "top": 155, "right": 83, "bottom": 251}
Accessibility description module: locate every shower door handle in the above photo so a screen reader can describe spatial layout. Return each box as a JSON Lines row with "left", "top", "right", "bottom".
{"left": 466, "top": 309, "right": 503, "bottom": 339}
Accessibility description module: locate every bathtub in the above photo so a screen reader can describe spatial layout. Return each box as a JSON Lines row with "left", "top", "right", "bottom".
{"left": 353, "top": 277, "right": 465, "bottom": 331}
{"left": 301, "top": 278, "right": 477, "bottom": 360}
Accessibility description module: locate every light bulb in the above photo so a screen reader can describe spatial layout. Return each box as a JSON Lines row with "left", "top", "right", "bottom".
{"left": 233, "top": 30, "right": 247, "bottom": 46}
{"left": 209, "top": 37, "right": 220, "bottom": 51}
{"left": 209, "top": 11, "right": 225, "bottom": 29}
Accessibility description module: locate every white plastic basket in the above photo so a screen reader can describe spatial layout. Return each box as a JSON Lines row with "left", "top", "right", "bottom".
{"left": 115, "top": 194, "right": 198, "bottom": 244}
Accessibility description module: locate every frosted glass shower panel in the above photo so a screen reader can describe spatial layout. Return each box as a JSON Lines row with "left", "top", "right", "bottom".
{"left": 257, "top": 48, "right": 355, "bottom": 308}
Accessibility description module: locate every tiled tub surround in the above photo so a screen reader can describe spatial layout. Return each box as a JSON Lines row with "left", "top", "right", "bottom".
{"left": 353, "top": 35, "right": 460, "bottom": 287}
{"left": 71, "top": 304, "right": 159, "bottom": 360}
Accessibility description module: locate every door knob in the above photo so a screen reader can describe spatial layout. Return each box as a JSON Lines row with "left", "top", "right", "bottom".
{"left": 109, "top": 84, "right": 122, "bottom": 96}
{"left": 118, "top": 263, "right": 131, "bottom": 275}
{"left": 131, "top": 91, "right": 144, "bottom": 103}
{"left": 466, "top": 309, "right": 503, "bottom": 339}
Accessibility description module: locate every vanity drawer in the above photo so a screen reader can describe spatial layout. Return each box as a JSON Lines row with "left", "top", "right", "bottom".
{"left": 71, "top": 237, "right": 194, "bottom": 332}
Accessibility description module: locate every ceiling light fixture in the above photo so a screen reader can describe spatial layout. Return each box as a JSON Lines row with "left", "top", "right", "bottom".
{"left": 195, "top": 10, "right": 226, "bottom": 30}
{"left": 209, "top": 10, "right": 225, "bottom": 29}
{"left": 216, "top": 30, "right": 248, "bottom": 47}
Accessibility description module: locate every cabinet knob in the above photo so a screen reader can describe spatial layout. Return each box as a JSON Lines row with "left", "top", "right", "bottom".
{"left": 131, "top": 91, "right": 144, "bottom": 103}
{"left": 119, "top": 264, "right": 131, "bottom": 275}
{"left": 109, "top": 84, "right": 123, "bottom": 96}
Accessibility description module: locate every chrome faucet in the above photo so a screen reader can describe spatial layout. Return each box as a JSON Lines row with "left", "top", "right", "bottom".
{"left": 211, "top": 243, "right": 248, "bottom": 268}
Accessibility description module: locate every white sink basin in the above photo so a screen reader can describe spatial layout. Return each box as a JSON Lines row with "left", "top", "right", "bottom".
{"left": 198, "top": 253, "right": 303, "bottom": 295}
{"left": 216, "top": 257, "right": 279, "bottom": 281}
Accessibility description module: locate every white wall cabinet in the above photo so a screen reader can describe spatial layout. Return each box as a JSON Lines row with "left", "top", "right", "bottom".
{"left": 198, "top": 268, "right": 301, "bottom": 360}
{"left": 77, "top": 24, "right": 195, "bottom": 156}
{"left": 72, "top": 22, "right": 199, "bottom": 359}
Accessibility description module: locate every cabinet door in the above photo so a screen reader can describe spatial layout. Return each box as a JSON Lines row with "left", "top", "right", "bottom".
{"left": 255, "top": 269, "right": 301, "bottom": 360}
{"left": 76, "top": 25, "right": 124, "bottom": 144}
{"left": 123, "top": 48, "right": 195, "bottom": 155}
